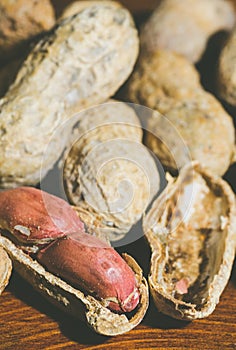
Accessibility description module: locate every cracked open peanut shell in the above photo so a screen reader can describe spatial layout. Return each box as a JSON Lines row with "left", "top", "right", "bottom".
{"left": 0, "top": 187, "right": 149, "bottom": 335}
{"left": 143, "top": 162, "right": 236, "bottom": 320}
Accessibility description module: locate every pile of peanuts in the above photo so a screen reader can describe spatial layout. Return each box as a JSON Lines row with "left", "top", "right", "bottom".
{"left": 0, "top": 0, "right": 235, "bottom": 336}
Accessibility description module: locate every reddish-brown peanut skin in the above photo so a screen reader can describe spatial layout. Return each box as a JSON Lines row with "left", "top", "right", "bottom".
{"left": 0, "top": 187, "right": 84, "bottom": 244}
{"left": 0, "top": 187, "right": 140, "bottom": 313}
{"left": 37, "top": 232, "right": 140, "bottom": 313}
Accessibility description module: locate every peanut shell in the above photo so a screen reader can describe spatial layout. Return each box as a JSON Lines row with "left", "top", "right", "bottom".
{"left": 143, "top": 162, "right": 236, "bottom": 320}
{"left": 0, "top": 247, "right": 12, "bottom": 295}
{"left": 140, "top": 0, "right": 235, "bottom": 63}
{"left": 63, "top": 101, "right": 160, "bottom": 241}
{"left": 0, "top": 0, "right": 55, "bottom": 61}
{"left": 0, "top": 2, "right": 139, "bottom": 188}
{"left": 127, "top": 50, "right": 235, "bottom": 176}
{"left": 0, "top": 235, "right": 148, "bottom": 335}
{"left": 217, "top": 26, "right": 236, "bottom": 106}
{"left": 0, "top": 186, "right": 148, "bottom": 333}
{"left": 127, "top": 50, "right": 201, "bottom": 106}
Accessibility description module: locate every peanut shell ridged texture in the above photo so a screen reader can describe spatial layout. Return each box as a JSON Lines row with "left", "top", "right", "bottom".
{"left": 63, "top": 101, "right": 160, "bottom": 241}
{"left": 127, "top": 50, "right": 235, "bottom": 176}
{"left": 128, "top": 50, "right": 202, "bottom": 105}
{"left": 0, "top": 235, "right": 148, "bottom": 335}
{"left": 217, "top": 26, "right": 236, "bottom": 106}
{"left": 140, "top": 0, "right": 235, "bottom": 63}
{"left": 0, "top": 3, "right": 139, "bottom": 188}
{"left": 61, "top": 0, "right": 122, "bottom": 19}
{"left": 0, "top": 247, "right": 12, "bottom": 295}
{"left": 0, "top": 0, "right": 55, "bottom": 60}
{"left": 143, "top": 162, "right": 236, "bottom": 320}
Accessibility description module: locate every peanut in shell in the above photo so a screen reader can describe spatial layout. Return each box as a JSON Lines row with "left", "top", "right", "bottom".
{"left": 127, "top": 50, "right": 235, "bottom": 176}
{"left": 0, "top": 2, "right": 139, "bottom": 188}
{"left": 0, "top": 187, "right": 149, "bottom": 335}
{"left": 63, "top": 101, "right": 160, "bottom": 241}
{"left": 140, "top": 0, "right": 235, "bottom": 63}
{"left": 0, "top": 235, "right": 148, "bottom": 335}
{"left": 0, "top": 186, "right": 140, "bottom": 314}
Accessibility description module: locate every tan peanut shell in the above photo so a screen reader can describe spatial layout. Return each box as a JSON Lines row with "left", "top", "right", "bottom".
{"left": 127, "top": 50, "right": 235, "bottom": 176}
{"left": 0, "top": 2, "right": 139, "bottom": 188}
{"left": 217, "top": 26, "right": 236, "bottom": 106}
{"left": 63, "top": 101, "right": 160, "bottom": 241}
{"left": 0, "top": 247, "right": 12, "bottom": 295}
{"left": 0, "top": 234, "right": 148, "bottom": 336}
{"left": 140, "top": 0, "right": 235, "bottom": 63}
{"left": 61, "top": 1, "right": 122, "bottom": 19}
{"left": 0, "top": 0, "right": 55, "bottom": 61}
{"left": 143, "top": 162, "right": 236, "bottom": 320}
{"left": 128, "top": 50, "right": 202, "bottom": 105}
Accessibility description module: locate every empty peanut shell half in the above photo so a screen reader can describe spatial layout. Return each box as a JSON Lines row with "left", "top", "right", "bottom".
{"left": 63, "top": 101, "right": 160, "bottom": 241}
{"left": 0, "top": 247, "right": 12, "bottom": 295}
{"left": 140, "top": 0, "right": 235, "bottom": 63}
{"left": 143, "top": 162, "right": 236, "bottom": 320}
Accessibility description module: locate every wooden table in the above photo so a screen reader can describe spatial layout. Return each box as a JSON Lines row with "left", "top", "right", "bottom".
{"left": 0, "top": 246, "right": 236, "bottom": 350}
{"left": 1, "top": 1, "right": 236, "bottom": 349}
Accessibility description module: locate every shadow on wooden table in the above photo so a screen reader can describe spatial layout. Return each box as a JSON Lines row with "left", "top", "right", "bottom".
{"left": 6, "top": 235, "right": 194, "bottom": 346}
{"left": 7, "top": 208, "right": 236, "bottom": 344}
{"left": 8, "top": 272, "right": 108, "bottom": 346}
{"left": 142, "top": 297, "right": 190, "bottom": 330}
{"left": 230, "top": 260, "right": 236, "bottom": 288}
{"left": 8, "top": 271, "right": 190, "bottom": 346}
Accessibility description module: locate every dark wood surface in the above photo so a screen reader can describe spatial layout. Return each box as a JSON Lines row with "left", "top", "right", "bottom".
{"left": 0, "top": 258, "right": 236, "bottom": 350}
{"left": 1, "top": 1, "right": 236, "bottom": 349}
{"left": 0, "top": 225, "right": 236, "bottom": 349}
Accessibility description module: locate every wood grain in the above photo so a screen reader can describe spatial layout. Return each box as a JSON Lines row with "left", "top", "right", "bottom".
{"left": 0, "top": 241, "right": 236, "bottom": 350}
{"left": 0, "top": 1, "right": 236, "bottom": 349}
